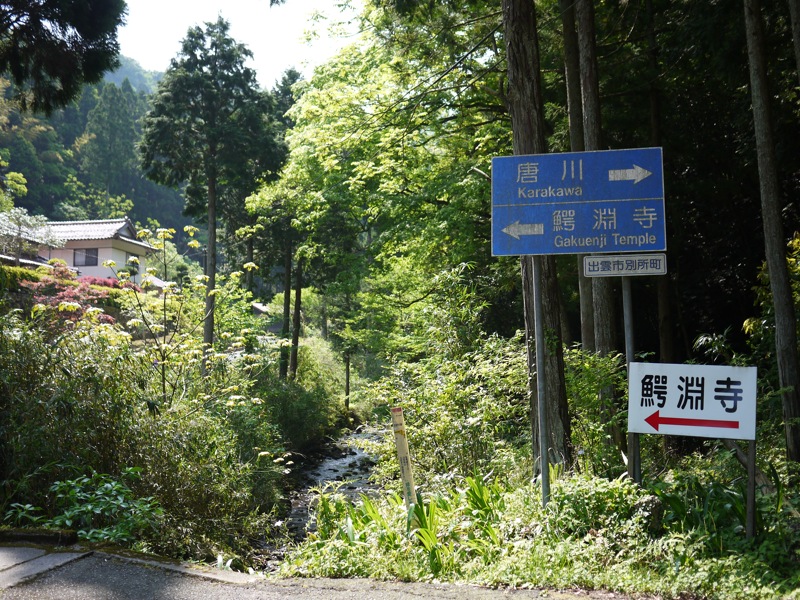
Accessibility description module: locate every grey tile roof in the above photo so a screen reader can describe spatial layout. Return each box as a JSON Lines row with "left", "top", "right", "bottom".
{"left": 46, "top": 218, "right": 136, "bottom": 242}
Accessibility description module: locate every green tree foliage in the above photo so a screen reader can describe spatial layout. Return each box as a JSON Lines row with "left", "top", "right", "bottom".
{"left": 0, "top": 149, "right": 27, "bottom": 211}
{"left": 0, "top": 0, "right": 126, "bottom": 113}
{"left": 0, "top": 207, "right": 62, "bottom": 265}
{"left": 54, "top": 175, "right": 133, "bottom": 221}
{"left": 248, "top": 7, "right": 512, "bottom": 372}
{"left": 0, "top": 252, "right": 345, "bottom": 561}
{"left": 233, "top": 68, "right": 299, "bottom": 291}
{"left": 0, "top": 74, "right": 188, "bottom": 238}
{"left": 0, "top": 308, "right": 284, "bottom": 560}
{"left": 104, "top": 56, "right": 162, "bottom": 94}
{"left": 744, "top": 234, "right": 800, "bottom": 427}
{"left": 254, "top": 0, "right": 800, "bottom": 452}
{"left": 81, "top": 83, "right": 138, "bottom": 195}
{"left": 0, "top": 103, "right": 73, "bottom": 216}
{"left": 140, "top": 17, "right": 282, "bottom": 352}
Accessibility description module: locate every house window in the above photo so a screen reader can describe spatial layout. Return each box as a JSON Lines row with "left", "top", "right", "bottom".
{"left": 74, "top": 248, "right": 98, "bottom": 267}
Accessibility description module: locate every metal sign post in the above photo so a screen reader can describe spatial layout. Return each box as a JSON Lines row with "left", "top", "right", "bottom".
{"left": 491, "top": 147, "right": 666, "bottom": 507}
{"left": 622, "top": 277, "right": 641, "bottom": 483}
{"left": 585, "top": 253, "right": 668, "bottom": 483}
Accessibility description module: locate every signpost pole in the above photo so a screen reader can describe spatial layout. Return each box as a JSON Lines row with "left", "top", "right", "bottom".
{"left": 533, "top": 256, "right": 550, "bottom": 506}
{"left": 491, "top": 147, "right": 667, "bottom": 504}
{"left": 747, "top": 440, "right": 756, "bottom": 539}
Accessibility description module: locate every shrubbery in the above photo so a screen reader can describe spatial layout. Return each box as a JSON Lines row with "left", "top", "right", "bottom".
{"left": 7, "top": 468, "right": 163, "bottom": 543}
{"left": 281, "top": 463, "right": 800, "bottom": 598}
{"left": 0, "top": 254, "right": 347, "bottom": 563}
{"left": 0, "top": 309, "right": 282, "bottom": 558}
{"left": 3, "top": 228, "right": 800, "bottom": 598}
{"left": 20, "top": 261, "right": 118, "bottom": 327}
{"left": 0, "top": 264, "right": 42, "bottom": 292}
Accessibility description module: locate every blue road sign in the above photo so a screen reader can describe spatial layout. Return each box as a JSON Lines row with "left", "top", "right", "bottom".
{"left": 492, "top": 148, "right": 666, "bottom": 256}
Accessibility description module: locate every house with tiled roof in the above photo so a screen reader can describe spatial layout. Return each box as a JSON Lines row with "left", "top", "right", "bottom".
{"left": 39, "top": 218, "right": 154, "bottom": 283}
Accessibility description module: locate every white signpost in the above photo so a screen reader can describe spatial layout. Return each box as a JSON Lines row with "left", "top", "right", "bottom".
{"left": 391, "top": 407, "right": 417, "bottom": 509}
{"left": 628, "top": 362, "right": 757, "bottom": 440}
{"left": 628, "top": 361, "right": 758, "bottom": 538}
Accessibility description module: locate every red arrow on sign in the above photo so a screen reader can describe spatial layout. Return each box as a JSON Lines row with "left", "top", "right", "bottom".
{"left": 644, "top": 410, "right": 740, "bottom": 432}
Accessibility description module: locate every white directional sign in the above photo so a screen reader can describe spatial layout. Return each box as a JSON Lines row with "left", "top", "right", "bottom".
{"left": 492, "top": 148, "right": 666, "bottom": 256}
{"left": 628, "top": 362, "right": 757, "bottom": 440}
{"left": 584, "top": 253, "right": 667, "bottom": 277}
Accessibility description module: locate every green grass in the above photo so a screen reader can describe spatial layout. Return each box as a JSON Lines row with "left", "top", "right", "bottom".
{"left": 278, "top": 471, "right": 800, "bottom": 599}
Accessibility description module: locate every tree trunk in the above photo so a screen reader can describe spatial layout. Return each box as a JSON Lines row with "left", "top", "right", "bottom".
{"left": 560, "top": 0, "right": 594, "bottom": 352}
{"left": 744, "top": 0, "right": 800, "bottom": 462}
{"left": 502, "top": 0, "right": 572, "bottom": 467}
{"left": 279, "top": 240, "right": 292, "bottom": 380}
{"left": 543, "top": 255, "right": 573, "bottom": 464}
{"left": 14, "top": 231, "right": 22, "bottom": 267}
{"left": 203, "top": 174, "right": 217, "bottom": 372}
{"left": 245, "top": 236, "right": 255, "bottom": 292}
{"left": 788, "top": 0, "right": 800, "bottom": 87}
{"left": 576, "top": 0, "right": 602, "bottom": 151}
{"left": 644, "top": 0, "right": 675, "bottom": 366}
{"left": 576, "top": 0, "right": 626, "bottom": 454}
{"left": 575, "top": 0, "right": 615, "bottom": 354}
{"left": 289, "top": 257, "right": 303, "bottom": 380}
{"left": 344, "top": 351, "right": 351, "bottom": 411}
{"left": 321, "top": 296, "right": 329, "bottom": 340}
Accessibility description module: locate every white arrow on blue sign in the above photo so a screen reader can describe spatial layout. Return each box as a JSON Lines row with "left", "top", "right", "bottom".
{"left": 491, "top": 148, "right": 666, "bottom": 256}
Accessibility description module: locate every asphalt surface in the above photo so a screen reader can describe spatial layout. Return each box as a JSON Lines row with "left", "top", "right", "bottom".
{"left": 0, "top": 545, "right": 632, "bottom": 600}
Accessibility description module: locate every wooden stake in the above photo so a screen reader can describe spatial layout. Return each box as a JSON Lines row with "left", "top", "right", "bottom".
{"left": 391, "top": 407, "right": 416, "bottom": 509}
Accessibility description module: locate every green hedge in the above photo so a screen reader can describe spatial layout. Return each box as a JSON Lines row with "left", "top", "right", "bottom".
{"left": 0, "top": 265, "right": 42, "bottom": 293}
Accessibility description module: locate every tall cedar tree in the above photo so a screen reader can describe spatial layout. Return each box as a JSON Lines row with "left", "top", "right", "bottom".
{"left": 0, "top": 0, "right": 125, "bottom": 113}
{"left": 502, "top": 0, "right": 572, "bottom": 469}
{"left": 140, "top": 17, "right": 273, "bottom": 355}
{"left": 743, "top": 0, "right": 800, "bottom": 461}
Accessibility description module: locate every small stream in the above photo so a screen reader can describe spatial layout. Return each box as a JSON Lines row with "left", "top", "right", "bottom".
{"left": 251, "top": 427, "right": 383, "bottom": 570}
{"left": 283, "top": 428, "right": 381, "bottom": 539}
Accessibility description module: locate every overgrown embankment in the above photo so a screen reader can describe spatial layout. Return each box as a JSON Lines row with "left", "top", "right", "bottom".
{"left": 0, "top": 262, "right": 347, "bottom": 566}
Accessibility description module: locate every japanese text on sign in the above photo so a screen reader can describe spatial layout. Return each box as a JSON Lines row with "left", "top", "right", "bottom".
{"left": 492, "top": 148, "right": 666, "bottom": 256}
{"left": 628, "top": 362, "right": 757, "bottom": 440}
{"left": 583, "top": 253, "right": 667, "bottom": 277}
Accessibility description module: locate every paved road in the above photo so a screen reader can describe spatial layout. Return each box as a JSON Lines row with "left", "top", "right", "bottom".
{"left": 0, "top": 546, "right": 630, "bottom": 600}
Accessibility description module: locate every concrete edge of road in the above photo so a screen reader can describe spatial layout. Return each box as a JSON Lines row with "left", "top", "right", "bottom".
{"left": 1, "top": 540, "right": 260, "bottom": 588}
{"left": 90, "top": 551, "right": 262, "bottom": 585}
{"left": 0, "top": 549, "right": 90, "bottom": 589}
